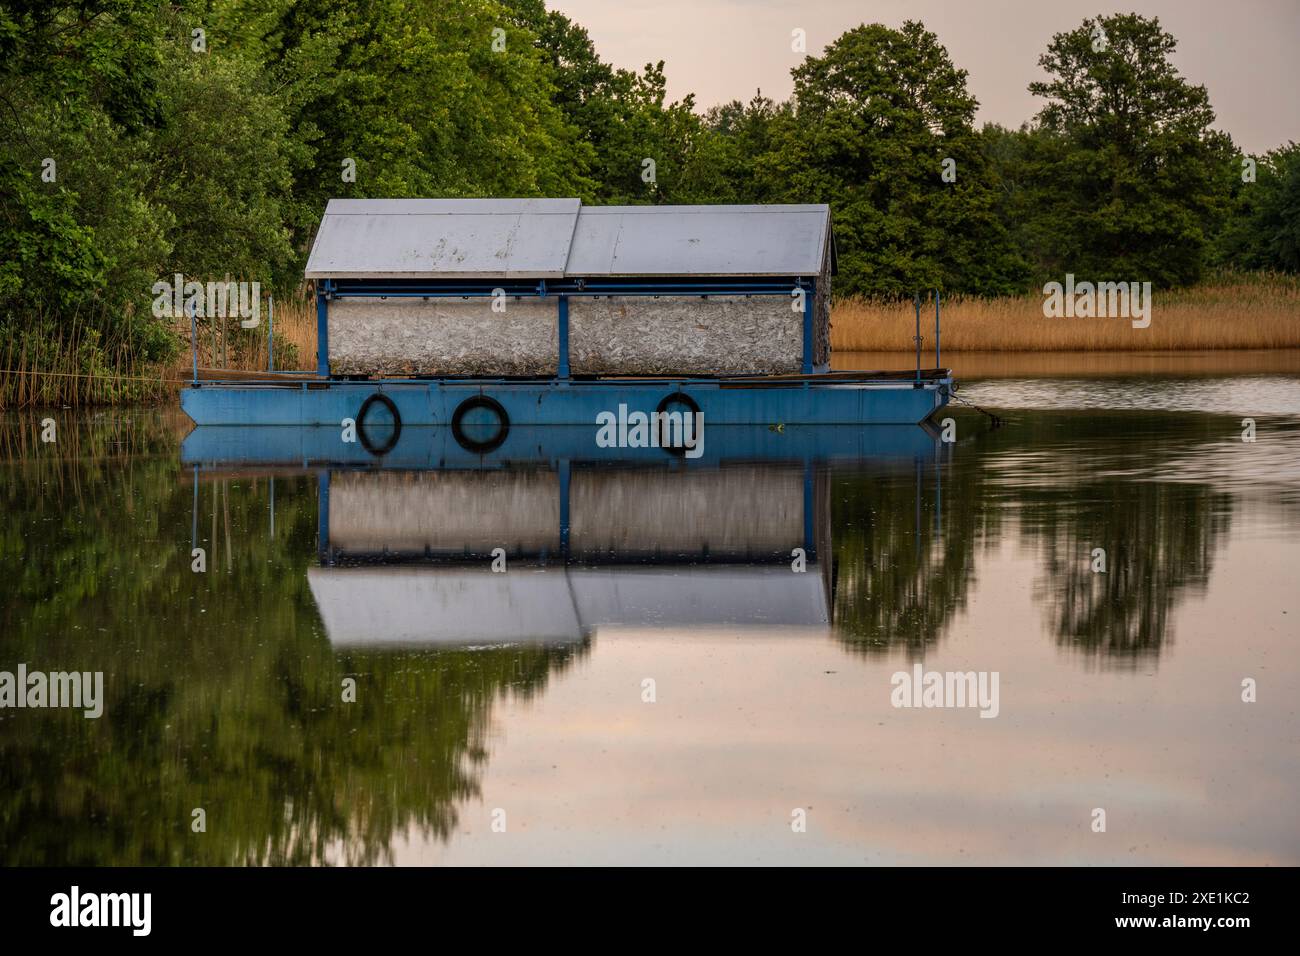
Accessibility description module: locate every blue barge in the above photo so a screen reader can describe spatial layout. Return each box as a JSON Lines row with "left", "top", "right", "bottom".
{"left": 180, "top": 199, "right": 951, "bottom": 433}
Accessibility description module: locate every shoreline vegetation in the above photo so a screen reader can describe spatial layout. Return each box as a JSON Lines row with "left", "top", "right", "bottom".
{"left": 0, "top": 298, "right": 320, "bottom": 410}
{"left": 4, "top": 8, "right": 1297, "bottom": 409}
{"left": 2, "top": 273, "right": 1296, "bottom": 410}
{"left": 833, "top": 349, "right": 1300, "bottom": 379}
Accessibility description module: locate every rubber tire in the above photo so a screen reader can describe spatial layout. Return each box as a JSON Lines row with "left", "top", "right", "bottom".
{"left": 655, "top": 391, "right": 701, "bottom": 457}
{"left": 357, "top": 392, "right": 402, "bottom": 456}
{"left": 451, "top": 395, "right": 510, "bottom": 453}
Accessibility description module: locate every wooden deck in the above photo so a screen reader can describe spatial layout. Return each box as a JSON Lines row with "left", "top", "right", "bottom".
{"left": 193, "top": 367, "right": 952, "bottom": 386}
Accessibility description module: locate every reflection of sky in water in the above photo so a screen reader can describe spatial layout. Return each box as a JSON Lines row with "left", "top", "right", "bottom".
{"left": 393, "top": 399, "right": 1299, "bottom": 865}
{"left": 986, "top": 427, "right": 1300, "bottom": 502}
{"left": 962, "top": 375, "right": 1300, "bottom": 502}
{"left": 405, "top": 539, "right": 1298, "bottom": 866}
{"left": 962, "top": 374, "right": 1300, "bottom": 417}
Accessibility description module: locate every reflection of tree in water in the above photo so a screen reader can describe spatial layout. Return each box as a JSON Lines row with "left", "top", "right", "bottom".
{"left": 831, "top": 454, "right": 1001, "bottom": 657}
{"left": 1018, "top": 480, "right": 1231, "bottom": 668}
{"left": 829, "top": 411, "right": 1239, "bottom": 666}
{"left": 0, "top": 415, "right": 587, "bottom": 865}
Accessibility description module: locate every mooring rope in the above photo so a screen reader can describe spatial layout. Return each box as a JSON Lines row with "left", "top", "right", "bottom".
{"left": 0, "top": 367, "right": 192, "bottom": 385}
{"left": 947, "top": 385, "right": 1006, "bottom": 428}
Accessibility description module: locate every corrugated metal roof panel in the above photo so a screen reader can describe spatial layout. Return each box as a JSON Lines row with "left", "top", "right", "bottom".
{"left": 304, "top": 200, "right": 831, "bottom": 279}
{"left": 304, "top": 198, "right": 581, "bottom": 279}
{"left": 565, "top": 204, "right": 831, "bottom": 276}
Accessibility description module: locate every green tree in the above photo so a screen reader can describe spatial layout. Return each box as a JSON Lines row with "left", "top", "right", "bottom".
{"left": 150, "top": 37, "right": 295, "bottom": 286}
{"left": 214, "top": 0, "right": 597, "bottom": 252}
{"left": 765, "top": 21, "right": 1028, "bottom": 297}
{"left": 703, "top": 92, "right": 794, "bottom": 204}
{"left": 506, "top": 1, "right": 726, "bottom": 204}
{"left": 0, "top": 0, "right": 168, "bottom": 335}
{"left": 1027, "top": 13, "right": 1236, "bottom": 287}
{"left": 1214, "top": 143, "right": 1300, "bottom": 273}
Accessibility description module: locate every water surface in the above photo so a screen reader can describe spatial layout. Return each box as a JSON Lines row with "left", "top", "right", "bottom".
{"left": 2, "top": 361, "right": 1297, "bottom": 865}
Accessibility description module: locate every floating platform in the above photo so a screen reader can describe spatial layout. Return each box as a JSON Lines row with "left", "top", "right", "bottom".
{"left": 180, "top": 368, "right": 952, "bottom": 432}
{"left": 181, "top": 198, "right": 953, "bottom": 431}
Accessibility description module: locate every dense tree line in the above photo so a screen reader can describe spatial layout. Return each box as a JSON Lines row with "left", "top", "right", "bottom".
{"left": 1, "top": 2, "right": 1295, "bottom": 367}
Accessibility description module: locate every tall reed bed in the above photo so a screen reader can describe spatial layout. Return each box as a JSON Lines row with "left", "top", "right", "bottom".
{"left": 0, "top": 296, "right": 319, "bottom": 410}
{"left": 831, "top": 273, "right": 1300, "bottom": 352}
{"left": 0, "top": 311, "right": 173, "bottom": 410}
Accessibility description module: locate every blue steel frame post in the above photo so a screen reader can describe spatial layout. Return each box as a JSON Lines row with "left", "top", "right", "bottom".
{"left": 315, "top": 281, "right": 330, "bottom": 377}
{"left": 317, "top": 470, "right": 331, "bottom": 564}
{"left": 558, "top": 459, "right": 571, "bottom": 557}
{"left": 557, "top": 294, "right": 571, "bottom": 379}
{"left": 801, "top": 280, "right": 814, "bottom": 375}
{"left": 802, "top": 459, "right": 815, "bottom": 559}
{"left": 189, "top": 300, "right": 198, "bottom": 384}
{"left": 191, "top": 465, "right": 198, "bottom": 551}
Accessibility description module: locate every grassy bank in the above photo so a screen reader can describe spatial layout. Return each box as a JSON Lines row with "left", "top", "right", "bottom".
{"left": 831, "top": 273, "right": 1300, "bottom": 352}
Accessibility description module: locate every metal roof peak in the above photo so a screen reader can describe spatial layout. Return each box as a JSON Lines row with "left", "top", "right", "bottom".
{"left": 305, "top": 199, "right": 832, "bottom": 280}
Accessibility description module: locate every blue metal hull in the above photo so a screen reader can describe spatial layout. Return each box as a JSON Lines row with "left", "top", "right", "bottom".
{"left": 180, "top": 376, "right": 951, "bottom": 427}
{"left": 180, "top": 422, "right": 944, "bottom": 469}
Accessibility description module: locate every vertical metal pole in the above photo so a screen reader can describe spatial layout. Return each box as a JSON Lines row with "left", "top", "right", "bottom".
{"left": 913, "top": 294, "right": 921, "bottom": 383}
{"left": 269, "top": 475, "right": 275, "bottom": 539}
{"left": 316, "top": 282, "right": 329, "bottom": 377}
{"left": 189, "top": 300, "right": 198, "bottom": 384}
{"left": 934, "top": 290, "right": 941, "bottom": 369}
{"left": 268, "top": 295, "right": 275, "bottom": 372}
{"left": 557, "top": 295, "right": 570, "bottom": 380}
{"left": 801, "top": 281, "right": 814, "bottom": 375}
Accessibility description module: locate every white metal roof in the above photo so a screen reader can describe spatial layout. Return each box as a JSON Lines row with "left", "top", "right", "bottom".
{"left": 564, "top": 205, "right": 831, "bottom": 276}
{"left": 304, "top": 198, "right": 581, "bottom": 279}
{"left": 304, "top": 199, "right": 831, "bottom": 279}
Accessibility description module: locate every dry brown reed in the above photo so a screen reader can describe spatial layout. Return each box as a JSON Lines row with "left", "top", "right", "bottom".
{"left": 830, "top": 274, "right": 1300, "bottom": 352}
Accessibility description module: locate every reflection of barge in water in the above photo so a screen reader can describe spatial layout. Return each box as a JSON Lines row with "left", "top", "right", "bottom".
{"left": 181, "top": 200, "right": 952, "bottom": 429}
{"left": 183, "top": 424, "right": 947, "bottom": 648}
{"left": 310, "top": 462, "right": 833, "bottom": 646}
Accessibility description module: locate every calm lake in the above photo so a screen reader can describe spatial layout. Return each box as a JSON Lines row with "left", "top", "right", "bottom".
{"left": 3, "top": 355, "right": 1298, "bottom": 865}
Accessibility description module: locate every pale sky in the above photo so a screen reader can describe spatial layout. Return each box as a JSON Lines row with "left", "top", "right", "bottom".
{"left": 549, "top": 0, "right": 1300, "bottom": 154}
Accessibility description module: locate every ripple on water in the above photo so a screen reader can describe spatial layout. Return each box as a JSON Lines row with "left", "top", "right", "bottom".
{"left": 961, "top": 374, "right": 1300, "bottom": 418}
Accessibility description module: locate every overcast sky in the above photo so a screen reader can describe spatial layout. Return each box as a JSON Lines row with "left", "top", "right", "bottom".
{"left": 549, "top": 0, "right": 1299, "bottom": 154}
